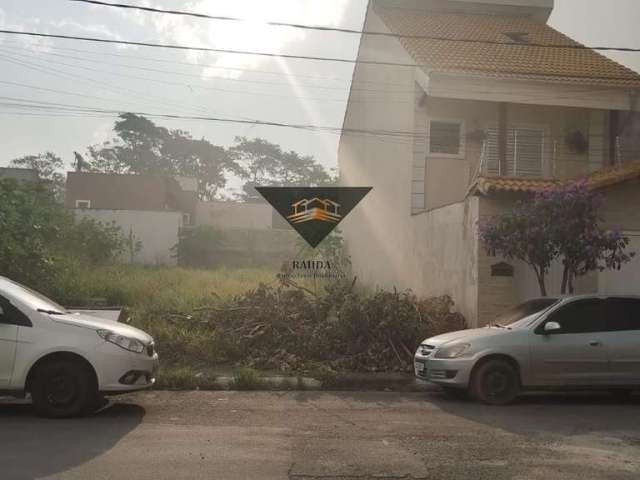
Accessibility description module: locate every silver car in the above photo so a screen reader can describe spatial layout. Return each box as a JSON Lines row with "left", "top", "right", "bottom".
{"left": 414, "top": 295, "right": 640, "bottom": 404}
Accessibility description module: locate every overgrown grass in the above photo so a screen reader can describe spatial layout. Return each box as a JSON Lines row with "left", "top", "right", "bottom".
{"left": 49, "top": 264, "right": 277, "bottom": 312}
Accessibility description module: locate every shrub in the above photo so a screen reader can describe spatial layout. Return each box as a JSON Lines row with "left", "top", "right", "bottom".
{"left": 160, "top": 282, "right": 466, "bottom": 373}
{"left": 0, "top": 179, "right": 125, "bottom": 291}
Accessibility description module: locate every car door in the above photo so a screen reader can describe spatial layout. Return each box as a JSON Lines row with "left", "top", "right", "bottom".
{"left": 0, "top": 298, "right": 19, "bottom": 388}
{"left": 529, "top": 299, "right": 609, "bottom": 386}
{"left": 602, "top": 297, "right": 640, "bottom": 385}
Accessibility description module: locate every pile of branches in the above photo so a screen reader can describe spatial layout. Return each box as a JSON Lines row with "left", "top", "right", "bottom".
{"left": 168, "top": 282, "right": 466, "bottom": 373}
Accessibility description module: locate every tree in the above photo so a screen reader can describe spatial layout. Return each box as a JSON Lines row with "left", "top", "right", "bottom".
{"left": 10, "top": 152, "right": 66, "bottom": 199}
{"left": 537, "top": 181, "right": 634, "bottom": 294}
{"left": 479, "top": 199, "right": 557, "bottom": 296}
{"left": 87, "top": 113, "right": 239, "bottom": 200}
{"left": 0, "top": 179, "right": 126, "bottom": 290}
{"left": 479, "top": 182, "right": 635, "bottom": 296}
{"left": 230, "top": 137, "right": 335, "bottom": 202}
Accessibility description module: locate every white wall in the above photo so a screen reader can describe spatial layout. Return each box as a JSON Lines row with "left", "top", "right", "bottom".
{"left": 74, "top": 209, "right": 182, "bottom": 266}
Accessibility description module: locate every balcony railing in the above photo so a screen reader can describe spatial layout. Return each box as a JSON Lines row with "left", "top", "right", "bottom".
{"left": 478, "top": 130, "right": 640, "bottom": 180}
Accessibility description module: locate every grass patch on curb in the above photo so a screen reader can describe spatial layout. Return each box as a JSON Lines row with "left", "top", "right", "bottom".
{"left": 155, "top": 366, "right": 220, "bottom": 390}
{"left": 230, "top": 367, "right": 265, "bottom": 390}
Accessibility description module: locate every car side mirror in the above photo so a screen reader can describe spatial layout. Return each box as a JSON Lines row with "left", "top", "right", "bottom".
{"left": 544, "top": 321, "right": 561, "bottom": 334}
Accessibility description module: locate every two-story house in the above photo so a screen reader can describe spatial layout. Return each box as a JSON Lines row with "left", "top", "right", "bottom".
{"left": 339, "top": 0, "right": 640, "bottom": 326}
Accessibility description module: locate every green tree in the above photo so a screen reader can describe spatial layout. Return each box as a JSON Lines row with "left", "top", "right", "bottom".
{"left": 10, "top": 151, "right": 66, "bottom": 199}
{"left": 230, "top": 137, "right": 335, "bottom": 202}
{"left": 0, "top": 179, "right": 126, "bottom": 290}
{"left": 64, "top": 217, "right": 126, "bottom": 266}
{"left": 87, "top": 113, "right": 239, "bottom": 200}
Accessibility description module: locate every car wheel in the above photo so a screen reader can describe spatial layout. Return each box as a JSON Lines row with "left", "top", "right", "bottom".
{"left": 30, "top": 359, "right": 98, "bottom": 418}
{"left": 471, "top": 359, "right": 520, "bottom": 405}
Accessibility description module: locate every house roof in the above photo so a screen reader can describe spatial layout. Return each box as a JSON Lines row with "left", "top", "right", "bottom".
{"left": 375, "top": 7, "right": 640, "bottom": 88}
{"left": 470, "top": 162, "right": 640, "bottom": 195}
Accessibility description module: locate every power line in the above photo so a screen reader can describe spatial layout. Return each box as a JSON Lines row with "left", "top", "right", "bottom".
{"left": 0, "top": 95, "right": 631, "bottom": 146}
{"left": 68, "top": 0, "right": 640, "bottom": 53}
{"left": 0, "top": 29, "right": 370, "bottom": 65}
{"left": 2, "top": 29, "right": 639, "bottom": 86}
{"left": 0, "top": 39, "right": 415, "bottom": 89}
{"left": 0, "top": 44, "right": 426, "bottom": 95}
{"left": 0, "top": 50, "right": 350, "bottom": 103}
{"left": 0, "top": 95, "right": 425, "bottom": 139}
{"left": 0, "top": 52, "right": 263, "bottom": 118}
{"left": 3, "top": 42, "right": 635, "bottom": 108}
{"left": 0, "top": 40, "right": 358, "bottom": 85}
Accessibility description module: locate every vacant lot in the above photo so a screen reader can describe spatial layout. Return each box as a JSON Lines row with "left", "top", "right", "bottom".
{"left": 1, "top": 391, "right": 639, "bottom": 480}
{"left": 47, "top": 265, "right": 464, "bottom": 380}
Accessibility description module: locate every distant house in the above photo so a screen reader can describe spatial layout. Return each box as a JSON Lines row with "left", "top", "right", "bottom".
{"left": 65, "top": 172, "right": 198, "bottom": 265}
{"left": 339, "top": 0, "right": 640, "bottom": 326}
{"left": 0, "top": 167, "right": 38, "bottom": 182}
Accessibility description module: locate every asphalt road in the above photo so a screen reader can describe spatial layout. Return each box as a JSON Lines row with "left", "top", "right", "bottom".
{"left": 1, "top": 390, "right": 639, "bottom": 480}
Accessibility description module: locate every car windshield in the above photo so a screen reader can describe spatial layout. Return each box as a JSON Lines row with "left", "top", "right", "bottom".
{"left": 0, "top": 278, "right": 67, "bottom": 314}
{"left": 492, "top": 298, "right": 559, "bottom": 328}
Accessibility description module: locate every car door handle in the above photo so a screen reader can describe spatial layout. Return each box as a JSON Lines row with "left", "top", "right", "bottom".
{"left": 589, "top": 341, "right": 602, "bottom": 347}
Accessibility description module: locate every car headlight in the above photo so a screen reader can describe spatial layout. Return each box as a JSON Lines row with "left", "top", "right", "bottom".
{"left": 434, "top": 342, "right": 471, "bottom": 359}
{"left": 97, "top": 329, "right": 146, "bottom": 354}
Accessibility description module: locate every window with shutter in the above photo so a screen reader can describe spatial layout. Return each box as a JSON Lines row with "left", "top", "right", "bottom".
{"left": 483, "top": 126, "right": 546, "bottom": 177}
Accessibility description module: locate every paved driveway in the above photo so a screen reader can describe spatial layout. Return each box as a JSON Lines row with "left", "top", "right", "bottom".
{"left": 1, "top": 390, "right": 639, "bottom": 480}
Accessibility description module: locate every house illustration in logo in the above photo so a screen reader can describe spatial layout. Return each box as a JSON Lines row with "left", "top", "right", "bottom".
{"left": 287, "top": 198, "right": 342, "bottom": 224}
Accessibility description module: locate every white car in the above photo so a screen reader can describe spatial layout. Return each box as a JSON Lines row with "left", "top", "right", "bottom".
{"left": 0, "top": 276, "right": 159, "bottom": 417}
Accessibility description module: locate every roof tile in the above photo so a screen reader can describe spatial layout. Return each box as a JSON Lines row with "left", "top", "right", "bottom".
{"left": 472, "top": 162, "right": 640, "bottom": 194}
{"left": 375, "top": 7, "right": 640, "bottom": 88}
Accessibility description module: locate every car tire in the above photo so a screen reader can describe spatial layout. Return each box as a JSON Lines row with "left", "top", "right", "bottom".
{"left": 470, "top": 359, "right": 520, "bottom": 405}
{"left": 30, "top": 359, "right": 98, "bottom": 418}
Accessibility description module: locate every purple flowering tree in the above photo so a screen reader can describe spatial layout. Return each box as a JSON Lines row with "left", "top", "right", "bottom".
{"left": 479, "top": 181, "right": 635, "bottom": 296}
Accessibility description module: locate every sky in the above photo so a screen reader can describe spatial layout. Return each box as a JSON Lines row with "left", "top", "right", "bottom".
{"left": 1, "top": 0, "right": 639, "bottom": 195}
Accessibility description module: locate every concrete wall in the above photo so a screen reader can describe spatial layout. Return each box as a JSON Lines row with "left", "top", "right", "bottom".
{"left": 196, "top": 201, "right": 274, "bottom": 230}
{"left": 74, "top": 209, "right": 182, "bottom": 266}
{"left": 201, "top": 228, "right": 298, "bottom": 268}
